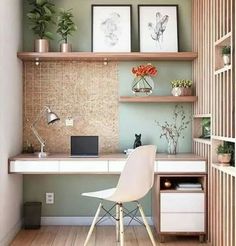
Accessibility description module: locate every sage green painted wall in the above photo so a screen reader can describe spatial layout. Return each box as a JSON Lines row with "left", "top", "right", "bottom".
{"left": 23, "top": 0, "right": 193, "bottom": 217}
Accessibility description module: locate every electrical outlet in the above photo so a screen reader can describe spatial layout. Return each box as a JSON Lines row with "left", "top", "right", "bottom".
{"left": 46, "top": 192, "right": 54, "bottom": 204}
{"left": 65, "top": 117, "right": 74, "bottom": 127}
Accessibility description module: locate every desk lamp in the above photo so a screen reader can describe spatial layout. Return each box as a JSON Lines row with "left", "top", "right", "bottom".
{"left": 31, "top": 106, "right": 60, "bottom": 158}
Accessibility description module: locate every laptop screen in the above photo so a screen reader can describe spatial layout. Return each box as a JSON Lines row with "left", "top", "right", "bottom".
{"left": 71, "top": 136, "right": 99, "bottom": 156}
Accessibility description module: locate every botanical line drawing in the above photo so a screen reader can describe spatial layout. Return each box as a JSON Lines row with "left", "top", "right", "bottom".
{"left": 100, "top": 12, "right": 121, "bottom": 47}
{"left": 148, "top": 12, "right": 169, "bottom": 48}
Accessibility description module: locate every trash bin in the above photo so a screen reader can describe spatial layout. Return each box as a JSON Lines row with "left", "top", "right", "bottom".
{"left": 24, "top": 202, "right": 42, "bottom": 229}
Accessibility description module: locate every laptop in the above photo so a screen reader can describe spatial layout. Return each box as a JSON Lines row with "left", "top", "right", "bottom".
{"left": 70, "top": 136, "right": 99, "bottom": 157}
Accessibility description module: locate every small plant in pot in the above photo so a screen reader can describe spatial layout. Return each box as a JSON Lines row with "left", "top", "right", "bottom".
{"left": 216, "top": 142, "right": 234, "bottom": 166}
{"left": 170, "top": 79, "right": 193, "bottom": 97}
{"left": 222, "top": 46, "right": 231, "bottom": 67}
{"left": 57, "top": 9, "right": 77, "bottom": 52}
{"left": 27, "top": 0, "right": 55, "bottom": 52}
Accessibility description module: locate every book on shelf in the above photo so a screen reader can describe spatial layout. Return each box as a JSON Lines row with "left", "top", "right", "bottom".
{"left": 176, "top": 187, "right": 203, "bottom": 191}
{"left": 177, "top": 182, "right": 202, "bottom": 188}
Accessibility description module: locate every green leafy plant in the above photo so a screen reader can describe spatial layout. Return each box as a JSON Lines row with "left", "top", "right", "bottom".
{"left": 216, "top": 142, "right": 234, "bottom": 154}
{"left": 57, "top": 9, "right": 77, "bottom": 43}
{"left": 170, "top": 79, "right": 193, "bottom": 88}
{"left": 222, "top": 46, "right": 231, "bottom": 55}
{"left": 201, "top": 118, "right": 211, "bottom": 138}
{"left": 27, "top": 0, "right": 55, "bottom": 39}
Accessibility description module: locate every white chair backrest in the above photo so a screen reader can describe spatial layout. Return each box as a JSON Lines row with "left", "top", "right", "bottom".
{"left": 110, "top": 145, "right": 157, "bottom": 203}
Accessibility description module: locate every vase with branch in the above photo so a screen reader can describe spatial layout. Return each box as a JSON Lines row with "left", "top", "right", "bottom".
{"left": 131, "top": 64, "right": 157, "bottom": 96}
{"left": 156, "top": 105, "right": 191, "bottom": 155}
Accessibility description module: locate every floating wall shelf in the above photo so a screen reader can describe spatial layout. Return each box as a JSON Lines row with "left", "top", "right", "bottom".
{"left": 119, "top": 96, "right": 198, "bottom": 103}
{"left": 17, "top": 52, "right": 198, "bottom": 62}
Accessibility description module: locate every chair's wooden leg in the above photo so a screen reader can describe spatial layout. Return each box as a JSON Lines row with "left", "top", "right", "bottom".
{"left": 84, "top": 203, "right": 102, "bottom": 246}
{"left": 138, "top": 203, "right": 157, "bottom": 246}
{"left": 119, "top": 203, "right": 124, "bottom": 246}
{"left": 116, "top": 203, "right": 120, "bottom": 242}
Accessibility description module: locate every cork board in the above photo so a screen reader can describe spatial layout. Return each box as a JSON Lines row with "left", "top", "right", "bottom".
{"left": 23, "top": 61, "right": 119, "bottom": 153}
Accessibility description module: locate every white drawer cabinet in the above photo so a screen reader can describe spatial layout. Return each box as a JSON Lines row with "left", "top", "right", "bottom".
{"left": 10, "top": 161, "right": 59, "bottom": 173}
{"left": 155, "top": 161, "right": 206, "bottom": 173}
{"left": 160, "top": 193, "right": 205, "bottom": 213}
{"left": 161, "top": 213, "right": 205, "bottom": 232}
{"left": 59, "top": 161, "right": 108, "bottom": 173}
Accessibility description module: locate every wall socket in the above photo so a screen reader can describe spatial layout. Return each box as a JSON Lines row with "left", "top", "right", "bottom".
{"left": 65, "top": 117, "right": 74, "bottom": 127}
{"left": 46, "top": 192, "right": 54, "bottom": 204}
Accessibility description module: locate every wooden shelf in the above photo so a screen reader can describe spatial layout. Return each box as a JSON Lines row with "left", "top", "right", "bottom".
{"left": 193, "top": 114, "right": 211, "bottom": 118}
{"left": 193, "top": 138, "right": 211, "bottom": 145}
{"left": 17, "top": 52, "right": 198, "bottom": 62}
{"left": 160, "top": 189, "right": 204, "bottom": 193}
{"left": 214, "top": 32, "right": 232, "bottom": 46}
{"left": 119, "top": 96, "right": 197, "bottom": 103}
{"left": 211, "top": 135, "right": 235, "bottom": 143}
{"left": 214, "top": 65, "right": 232, "bottom": 75}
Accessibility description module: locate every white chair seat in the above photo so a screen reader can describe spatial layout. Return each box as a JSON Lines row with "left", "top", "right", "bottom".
{"left": 82, "top": 188, "right": 116, "bottom": 200}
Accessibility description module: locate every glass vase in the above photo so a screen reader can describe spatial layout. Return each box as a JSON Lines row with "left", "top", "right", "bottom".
{"left": 167, "top": 139, "right": 177, "bottom": 155}
{"left": 132, "top": 76, "right": 154, "bottom": 96}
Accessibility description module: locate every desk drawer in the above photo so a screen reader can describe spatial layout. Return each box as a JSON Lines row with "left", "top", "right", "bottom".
{"left": 160, "top": 193, "right": 204, "bottom": 213}
{"left": 161, "top": 213, "right": 205, "bottom": 232}
{"left": 10, "top": 161, "right": 59, "bottom": 173}
{"left": 155, "top": 161, "right": 206, "bottom": 173}
{"left": 59, "top": 161, "right": 108, "bottom": 173}
{"left": 109, "top": 161, "right": 126, "bottom": 172}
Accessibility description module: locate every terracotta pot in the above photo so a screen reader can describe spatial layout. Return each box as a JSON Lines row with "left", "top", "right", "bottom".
{"left": 217, "top": 153, "right": 231, "bottom": 164}
{"left": 34, "top": 39, "right": 49, "bottom": 52}
{"left": 171, "top": 87, "right": 192, "bottom": 96}
{"left": 60, "top": 43, "right": 72, "bottom": 52}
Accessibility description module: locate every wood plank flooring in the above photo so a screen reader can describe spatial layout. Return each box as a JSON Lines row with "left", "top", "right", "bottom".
{"left": 11, "top": 226, "right": 211, "bottom": 246}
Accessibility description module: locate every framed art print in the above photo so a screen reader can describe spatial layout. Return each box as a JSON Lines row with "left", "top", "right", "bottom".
{"left": 92, "top": 5, "right": 132, "bottom": 52}
{"left": 138, "top": 5, "right": 179, "bottom": 52}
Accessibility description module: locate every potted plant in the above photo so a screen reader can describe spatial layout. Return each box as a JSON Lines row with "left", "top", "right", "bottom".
{"left": 131, "top": 64, "right": 158, "bottom": 96}
{"left": 57, "top": 9, "right": 77, "bottom": 52}
{"left": 27, "top": 0, "right": 55, "bottom": 52}
{"left": 216, "top": 142, "right": 234, "bottom": 165}
{"left": 170, "top": 79, "right": 193, "bottom": 96}
{"left": 201, "top": 118, "right": 211, "bottom": 139}
{"left": 222, "top": 46, "right": 231, "bottom": 67}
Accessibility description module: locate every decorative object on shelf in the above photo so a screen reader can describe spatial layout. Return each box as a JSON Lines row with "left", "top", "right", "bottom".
{"left": 133, "top": 134, "right": 142, "bottom": 149}
{"left": 156, "top": 105, "right": 191, "bottom": 155}
{"left": 163, "top": 179, "right": 172, "bottom": 189}
{"left": 138, "top": 5, "right": 179, "bottom": 52}
{"left": 216, "top": 142, "right": 234, "bottom": 165}
{"left": 31, "top": 106, "right": 60, "bottom": 158}
{"left": 27, "top": 0, "right": 55, "bottom": 52}
{"left": 170, "top": 79, "right": 193, "bottom": 96}
{"left": 57, "top": 8, "right": 77, "bottom": 52}
{"left": 222, "top": 46, "right": 231, "bottom": 67}
{"left": 131, "top": 63, "right": 157, "bottom": 96}
{"left": 200, "top": 118, "right": 211, "bottom": 139}
{"left": 23, "top": 142, "right": 35, "bottom": 154}
{"left": 92, "top": 5, "right": 132, "bottom": 52}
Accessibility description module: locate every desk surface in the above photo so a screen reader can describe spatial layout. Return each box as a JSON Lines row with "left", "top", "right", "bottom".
{"left": 10, "top": 153, "right": 206, "bottom": 161}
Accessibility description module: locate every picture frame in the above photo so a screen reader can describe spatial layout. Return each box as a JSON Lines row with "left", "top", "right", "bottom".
{"left": 138, "top": 5, "right": 179, "bottom": 52}
{"left": 91, "top": 5, "right": 132, "bottom": 52}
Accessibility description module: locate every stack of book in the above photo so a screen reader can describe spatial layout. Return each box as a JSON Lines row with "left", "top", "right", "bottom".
{"left": 176, "top": 182, "right": 202, "bottom": 191}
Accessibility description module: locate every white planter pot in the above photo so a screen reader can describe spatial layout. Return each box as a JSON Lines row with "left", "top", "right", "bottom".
{"left": 171, "top": 87, "right": 192, "bottom": 97}
{"left": 34, "top": 39, "right": 49, "bottom": 53}
{"left": 223, "top": 54, "right": 230, "bottom": 66}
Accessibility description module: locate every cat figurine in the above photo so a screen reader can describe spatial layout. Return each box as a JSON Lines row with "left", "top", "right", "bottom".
{"left": 133, "top": 134, "right": 142, "bottom": 149}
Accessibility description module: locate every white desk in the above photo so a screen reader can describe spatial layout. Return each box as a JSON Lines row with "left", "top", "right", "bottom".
{"left": 9, "top": 153, "right": 206, "bottom": 174}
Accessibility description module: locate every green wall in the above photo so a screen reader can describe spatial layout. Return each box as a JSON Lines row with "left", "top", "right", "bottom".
{"left": 23, "top": 0, "right": 193, "bottom": 217}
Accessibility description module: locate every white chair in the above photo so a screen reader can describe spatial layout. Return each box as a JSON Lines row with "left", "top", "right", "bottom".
{"left": 82, "top": 145, "right": 157, "bottom": 246}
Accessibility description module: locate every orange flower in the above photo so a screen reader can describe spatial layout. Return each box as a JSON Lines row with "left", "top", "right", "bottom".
{"left": 132, "top": 63, "right": 158, "bottom": 77}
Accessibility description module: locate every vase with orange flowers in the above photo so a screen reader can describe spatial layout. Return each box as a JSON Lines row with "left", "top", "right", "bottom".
{"left": 131, "top": 63, "right": 158, "bottom": 96}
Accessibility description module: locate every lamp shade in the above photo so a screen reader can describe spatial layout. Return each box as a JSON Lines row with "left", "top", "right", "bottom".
{"left": 46, "top": 110, "right": 60, "bottom": 124}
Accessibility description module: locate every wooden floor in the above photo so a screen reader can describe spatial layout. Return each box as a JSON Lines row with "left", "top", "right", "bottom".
{"left": 11, "top": 226, "right": 211, "bottom": 246}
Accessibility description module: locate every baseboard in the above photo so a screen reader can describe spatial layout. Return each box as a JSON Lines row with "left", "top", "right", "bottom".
{"left": 41, "top": 216, "right": 153, "bottom": 226}
{"left": 0, "top": 220, "right": 22, "bottom": 246}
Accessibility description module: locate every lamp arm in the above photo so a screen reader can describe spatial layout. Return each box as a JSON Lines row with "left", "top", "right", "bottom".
{"left": 30, "top": 106, "right": 50, "bottom": 149}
